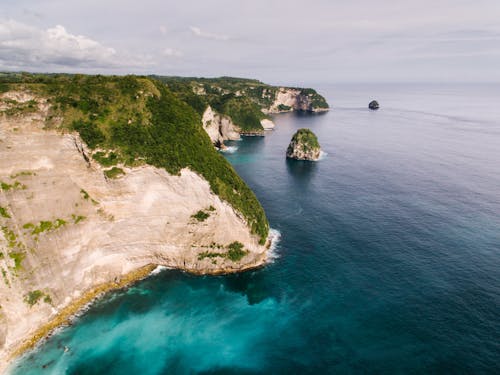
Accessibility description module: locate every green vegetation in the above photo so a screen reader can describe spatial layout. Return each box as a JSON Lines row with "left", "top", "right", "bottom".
{"left": 0, "top": 99, "right": 38, "bottom": 116}
{"left": 0, "top": 73, "right": 269, "bottom": 242}
{"left": 80, "top": 189, "right": 90, "bottom": 200}
{"left": 191, "top": 206, "right": 215, "bottom": 222}
{"left": 159, "top": 77, "right": 266, "bottom": 133}
{"left": 0, "top": 180, "right": 26, "bottom": 191}
{"left": 104, "top": 167, "right": 125, "bottom": 179}
{"left": 197, "top": 241, "right": 249, "bottom": 262}
{"left": 1, "top": 269, "right": 9, "bottom": 287}
{"left": 300, "top": 88, "right": 329, "bottom": 109}
{"left": 192, "top": 210, "right": 210, "bottom": 222}
{"left": 24, "top": 290, "right": 52, "bottom": 306}
{"left": 289, "top": 128, "right": 320, "bottom": 152}
{"left": 92, "top": 151, "right": 121, "bottom": 166}
{"left": 9, "top": 252, "right": 25, "bottom": 271}
{"left": 72, "top": 214, "right": 86, "bottom": 224}
{"left": 219, "top": 97, "right": 266, "bottom": 133}
{"left": 227, "top": 241, "right": 248, "bottom": 261}
{"left": 278, "top": 104, "right": 292, "bottom": 111}
{"left": 80, "top": 189, "right": 98, "bottom": 204}
{"left": 2, "top": 226, "right": 18, "bottom": 248}
{"left": 72, "top": 120, "right": 105, "bottom": 149}
{"left": 23, "top": 218, "right": 67, "bottom": 235}
{"left": 0, "top": 82, "right": 10, "bottom": 93}
{"left": 156, "top": 75, "right": 329, "bottom": 120}
{"left": 10, "top": 170, "right": 35, "bottom": 178}
{"left": 0, "top": 206, "right": 10, "bottom": 219}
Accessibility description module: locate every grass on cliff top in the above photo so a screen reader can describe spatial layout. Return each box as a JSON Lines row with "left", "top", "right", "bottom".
{"left": 0, "top": 73, "right": 269, "bottom": 243}
{"left": 291, "top": 128, "right": 320, "bottom": 150}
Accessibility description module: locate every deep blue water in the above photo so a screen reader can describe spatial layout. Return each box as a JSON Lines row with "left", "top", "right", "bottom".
{"left": 11, "top": 84, "right": 500, "bottom": 374}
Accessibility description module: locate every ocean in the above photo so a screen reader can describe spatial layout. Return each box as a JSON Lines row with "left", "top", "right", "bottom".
{"left": 10, "top": 83, "right": 500, "bottom": 374}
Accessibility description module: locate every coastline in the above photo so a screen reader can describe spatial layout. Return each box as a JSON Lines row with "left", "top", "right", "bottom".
{"left": 6, "top": 264, "right": 155, "bottom": 370}
{"left": 4, "top": 247, "right": 275, "bottom": 373}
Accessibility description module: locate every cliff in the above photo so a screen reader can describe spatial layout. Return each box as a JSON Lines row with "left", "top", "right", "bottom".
{"left": 201, "top": 105, "right": 241, "bottom": 147}
{"left": 154, "top": 76, "right": 328, "bottom": 143}
{"left": 266, "top": 87, "right": 329, "bottom": 113}
{"left": 0, "top": 74, "right": 272, "bottom": 370}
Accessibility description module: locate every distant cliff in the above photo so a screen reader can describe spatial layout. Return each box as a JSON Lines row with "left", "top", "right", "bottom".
{"left": 154, "top": 76, "right": 329, "bottom": 138}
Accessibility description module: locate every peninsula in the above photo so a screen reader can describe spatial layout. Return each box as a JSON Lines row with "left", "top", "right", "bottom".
{"left": 0, "top": 73, "right": 328, "bottom": 371}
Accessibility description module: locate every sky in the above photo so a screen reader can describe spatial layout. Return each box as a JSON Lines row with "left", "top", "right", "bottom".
{"left": 1, "top": 0, "right": 499, "bottom": 85}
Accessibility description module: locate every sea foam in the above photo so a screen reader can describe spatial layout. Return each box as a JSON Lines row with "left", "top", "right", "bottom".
{"left": 220, "top": 146, "right": 239, "bottom": 153}
{"left": 266, "top": 228, "right": 282, "bottom": 263}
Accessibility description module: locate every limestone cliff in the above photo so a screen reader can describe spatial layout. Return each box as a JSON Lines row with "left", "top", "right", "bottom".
{"left": 266, "top": 88, "right": 329, "bottom": 114}
{"left": 158, "top": 76, "right": 328, "bottom": 142}
{"left": 201, "top": 106, "right": 241, "bottom": 147}
{"left": 0, "top": 80, "right": 272, "bottom": 370}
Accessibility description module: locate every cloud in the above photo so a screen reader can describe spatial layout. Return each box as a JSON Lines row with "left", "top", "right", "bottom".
{"left": 189, "top": 26, "right": 229, "bottom": 41}
{"left": 162, "top": 48, "right": 183, "bottom": 57}
{"left": 0, "top": 19, "right": 148, "bottom": 71}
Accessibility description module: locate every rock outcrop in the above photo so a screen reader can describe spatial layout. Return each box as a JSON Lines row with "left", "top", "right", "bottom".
{"left": 201, "top": 106, "right": 241, "bottom": 148}
{"left": 369, "top": 100, "right": 379, "bottom": 110}
{"left": 286, "top": 128, "right": 321, "bottom": 161}
{"left": 267, "top": 88, "right": 329, "bottom": 114}
{"left": 260, "top": 118, "right": 275, "bottom": 130}
{"left": 201, "top": 106, "right": 275, "bottom": 148}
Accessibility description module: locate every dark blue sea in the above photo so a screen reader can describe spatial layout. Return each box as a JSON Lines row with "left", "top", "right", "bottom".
{"left": 11, "top": 84, "right": 500, "bottom": 374}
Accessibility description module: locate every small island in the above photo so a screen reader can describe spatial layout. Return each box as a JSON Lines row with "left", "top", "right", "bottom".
{"left": 286, "top": 128, "right": 321, "bottom": 161}
{"left": 369, "top": 100, "right": 380, "bottom": 110}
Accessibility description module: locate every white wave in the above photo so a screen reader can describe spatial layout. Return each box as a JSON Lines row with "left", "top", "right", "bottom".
{"left": 266, "top": 228, "right": 282, "bottom": 263}
{"left": 318, "top": 150, "right": 328, "bottom": 160}
{"left": 150, "top": 265, "right": 168, "bottom": 275}
{"left": 220, "top": 146, "right": 238, "bottom": 153}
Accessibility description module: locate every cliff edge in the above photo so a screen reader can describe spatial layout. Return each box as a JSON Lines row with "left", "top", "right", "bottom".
{"left": 0, "top": 74, "right": 272, "bottom": 371}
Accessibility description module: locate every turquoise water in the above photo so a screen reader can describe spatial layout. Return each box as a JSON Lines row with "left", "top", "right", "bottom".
{"left": 11, "top": 84, "right": 500, "bottom": 374}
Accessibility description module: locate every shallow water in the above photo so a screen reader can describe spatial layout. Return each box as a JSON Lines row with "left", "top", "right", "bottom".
{"left": 11, "top": 83, "right": 500, "bottom": 374}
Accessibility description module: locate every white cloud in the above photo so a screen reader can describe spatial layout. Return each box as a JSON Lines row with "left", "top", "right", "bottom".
{"left": 0, "top": 19, "right": 144, "bottom": 70}
{"left": 189, "top": 26, "right": 229, "bottom": 41}
{"left": 162, "top": 48, "right": 183, "bottom": 57}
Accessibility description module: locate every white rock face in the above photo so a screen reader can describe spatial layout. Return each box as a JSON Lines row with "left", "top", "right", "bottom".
{"left": 202, "top": 106, "right": 241, "bottom": 147}
{"left": 260, "top": 119, "right": 275, "bottom": 130}
{"left": 269, "top": 88, "right": 303, "bottom": 112}
{"left": 0, "top": 96, "right": 269, "bottom": 370}
{"left": 267, "top": 88, "right": 328, "bottom": 113}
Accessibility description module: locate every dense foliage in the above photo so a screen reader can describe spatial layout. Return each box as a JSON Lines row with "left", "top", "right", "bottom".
{"left": 0, "top": 73, "right": 269, "bottom": 243}
{"left": 291, "top": 128, "right": 320, "bottom": 150}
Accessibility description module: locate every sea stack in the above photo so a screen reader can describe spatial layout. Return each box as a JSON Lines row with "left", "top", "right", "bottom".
{"left": 286, "top": 128, "right": 321, "bottom": 161}
{"left": 369, "top": 100, "right": 379, "bottom": 110}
